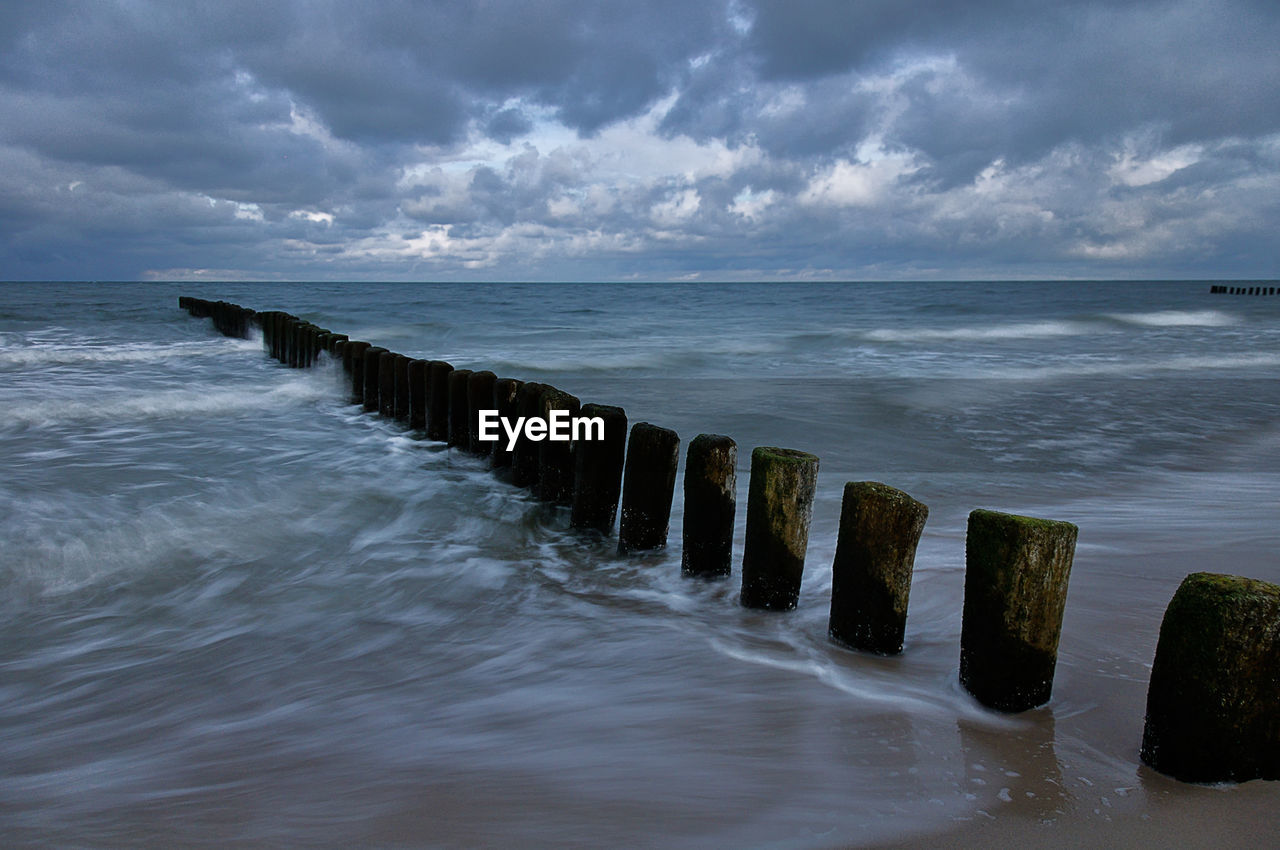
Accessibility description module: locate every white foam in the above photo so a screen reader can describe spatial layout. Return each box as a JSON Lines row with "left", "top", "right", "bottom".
{"left": 1105, "top": 309, "right": 1236, "bottom": 327}
{"left": 0, "top": 338, "right": 262, "bottom": 368}
{"left": 864, "top": 321, "right": 1096, "bottom": 343}
{"left": 3, "top": 376, "right": 331, "bottom": 428}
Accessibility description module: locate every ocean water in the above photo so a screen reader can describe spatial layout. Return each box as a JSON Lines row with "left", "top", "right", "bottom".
{"left": 1, "top": 280, "right": 1278, "bottom": 847}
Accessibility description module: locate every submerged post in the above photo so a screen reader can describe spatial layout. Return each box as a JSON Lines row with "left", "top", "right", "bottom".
{"left": 535, "top": 387, "right": 581, "bottom": 505}
{"left": 447, "top": 369, "right": 473, "bottom": 448}
{"left": 740, "top": 447, "right": 819, "bottom": 611}
{"left": 681, "top": 434, "right": 737, "bottom": 578}
{"left": 570, "top": 404, "right": 627, "bottom": 532}
{"left": 1140, "top": 572, "right": 1280, "bottom": 783}
{"left": 959, "top": 509, "right": 1077, "bottom": 712}
{"left": 426, "top": 361, "right": 454, "bottom": 442}
{"left": 828, "top": 482, "right": 928, "bottom": 654}
{"left": 617, "top": 423, "right": 680, "bottom": 553}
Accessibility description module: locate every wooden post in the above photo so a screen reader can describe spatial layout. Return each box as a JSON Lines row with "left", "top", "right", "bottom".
{"left": 740, "top": 447, "right": 819, "bottom": 611}
{"left": 467, "top": 370, "right": 497, "bottom": 456}
{"left": 426, "top": 361, "right": 454, "bottom": 442}
{"left": 447, "top": 369, "right": 473, "bottom": 447}
{"left": 362, "top": 346, "right": 387, "bottom": 412}
{"left": 346, "top": 341, "right": 371, "bottom": 404}
{"left": 1141, "top": 572, "right": 1280, "bottom": 782}
{"left": 378, "top": 350, "right": 397, "bottom": 417}
{"left": 394, "top": 353, "right": 411, "bottom": 421}
{"left": 617, "top": 423, "right": 680, "bottom": 553}
{"left": 570, "top": 404, "right": 627, "bottom": 532}
{"left": 408, "top": 359, "right": 428, "bottom": 429}
{"left": 828, "top": 482, "right": 928, "bottom": 654}
{"left": 535, "top": 387, "right": 581, "bottom": 505}
{"left": 511, "top": 382, "right": 548, "bottom": 487}
{"left": 960, "top": 509, "right": 1077, "bottom": 712}
{"left": 682, "top": 434, "right": 737, "bottom": 578}
{"left": 490, "top": 378, "right": 523, "bottom": 469}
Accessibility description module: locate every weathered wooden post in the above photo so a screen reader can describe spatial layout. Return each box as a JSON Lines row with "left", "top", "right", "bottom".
{"left": 447, "top": 369, "right": 473, "bottom": 448}
{"left": 393, "top": 354, "right": 411, "bottom": 421}
{"left": 408, "top": 359, "right": 428, "bottom": 429}
{"left": 1140, "top": 572, "right": 1280, "bottom": 783}
{"left": 346, "top": 341, "right": 371, "bottom": 404}
{"left": 490, "top": 378, "right": 523, "bottom": 469}
{"left": 617, "top": 423, "right": 680, "bottom": 553}
{"left": 467, "top": 370, "right": 497, "bottom": 456}
{"left": 570, "top": 404, "right": 627, "bottom": 532}
{"left": 362, "top": 346, "right": 387, "bottom": 412}
{"left": 535, "top": 387, "right": 581, "bottom": 505}
{"left": 378, "top": 351, "right": 397, "bottom": 417}
{"left": 828, "top": 482, "right": 928, "bottom": 654}
{"left": 510, "top": 382, "right": 548, "bottom": 487}
{"left": 959, "top": 509, "right": 1077, "bottom": 712}
{"left": 426, "top": 361, "right": 454, "bottom": 442}
{"left": 681, "top": 434, "right": 737, "bottom": 578}
{"left": 740, "top": 447, "right": 819, "bottom": 610}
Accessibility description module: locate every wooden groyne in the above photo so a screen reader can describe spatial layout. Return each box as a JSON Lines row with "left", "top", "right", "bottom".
{"left": 180, "top": 296, "right": 1280, "bottom": 783}
{"left": 1209, "top": 284, "right": 1279, "bottom": 295}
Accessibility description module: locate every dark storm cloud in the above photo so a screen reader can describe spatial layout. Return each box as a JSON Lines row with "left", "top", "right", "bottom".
{"left": 1, "top": 0, "right": 1278, "bottom": 280}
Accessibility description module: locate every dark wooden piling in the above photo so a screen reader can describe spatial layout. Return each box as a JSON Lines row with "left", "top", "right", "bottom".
{"left": 426, "top": 361, "right": 454, "bottom": 442}
{"left": 346, "top": 341, "right": 371, "bottom": 403}
{"left": 393, "top": 354, "right": 411, "bottom": 421}
{"left": 362, "top": 346, "right": 387, "bottom": 412}
{"left": 681, "top": 434, "right": 737, "bottom": 578}
{"left": 378, "top": 351, "right": 398, "bottom": 417}
{"left": 408, "top": 359, "right": 428, "bottom": 429}
{"left": 490, "top": 378, "right": 523, "bottom": 469}
{"left": 959, "top": 509, "right": 1077, "bottom": 712}
{"left": 535, "top": 387, "right": 582, "bottom": 505}
{"left": 617, "top": 423, "right": 680, "bottom": 553}
{"left": 467, "top": 370, "right": 498, "bottom": 456}
{"left": 570, "top": 404, "right": 628, "bottom": 532}
{"left": 1140, "top": 572, "right": 1280, "bottom": 783}
{"left": 447, "top": 369, "right": 473, "bottom": 447}
{"left": 828, "top": 482, "right": 928, "bottom": 654}
{"left": 740, "top": 447, "right": 819, "bottom": 611}
{"left": 510, "top": 382, "right": 548, "bottom": 487}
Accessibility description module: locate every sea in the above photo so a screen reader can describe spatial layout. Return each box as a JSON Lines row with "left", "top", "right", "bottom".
{"left": 2, "top": 280, "right": 1278, "bottom": 847}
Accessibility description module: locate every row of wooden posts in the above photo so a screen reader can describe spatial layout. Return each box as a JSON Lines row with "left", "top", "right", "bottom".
{"left": 1208, "top": 284, "right": 1278, "bottom": 295}
{"left": 179, "top": 296, "right": 1280, "bottom": 785}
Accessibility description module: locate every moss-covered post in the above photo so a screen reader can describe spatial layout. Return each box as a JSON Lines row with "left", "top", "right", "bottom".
{"left": 447, "top": 369, "right": 473, "bottom": 448}
{"left": 467, "top": 370, "right": 497, "bottom": 456}
{"left": 393, "top": 353, "right": 411, "bottom": 421}
{"left": 510, "top": 382, "right": 548, "bottom": 488}
{"left": 362, "top": 346, "right": 387, "bottom": 412}
{"left": 681, "top": 434, "right": 737, "bottom": 578}
{"left": 740, "top": 447, "right": 819, "bottom": 611}
{"left": 408, "top": 359, "right": 428, "bottom": 429}
{"left": 535, "top": 387, "right": 582, "bottom": 505}
{"left": 1140, "top": 572, "right": 1280, "bottom": 783}
{"left": 490, "top": 378, "right": 523, "bottom": 469}
{"left": 570, "top": 404, "right": 627, "bottom": 532}
{"left": 617, "top": 423, "right": 680, "bottom": 553}
{"left": 426, "top": 361, "right": 454, "bottom": 442}
{"left": 828, "top": 482, "right": 928, "bottom": 654}
{"left": 346, "top": 341, "right": 371, "bottom": 404}
{"left": 960, "top": 509, "right": 1077, "bottom": 712}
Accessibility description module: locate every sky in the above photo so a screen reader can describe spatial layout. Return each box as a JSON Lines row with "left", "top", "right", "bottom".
{"left": 2, "top": 0, "right": 1279, "bottom": 282}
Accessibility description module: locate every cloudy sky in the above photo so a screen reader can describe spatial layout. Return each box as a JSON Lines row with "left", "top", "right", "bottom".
{"left": 2, "top": 1, "right": 1278, "bottom": 281}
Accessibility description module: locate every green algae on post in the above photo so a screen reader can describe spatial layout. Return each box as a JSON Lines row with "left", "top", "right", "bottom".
{"left": 617, "top": 422, "right": 680, "bottom": 553}
{"left": 740, "top": 446, "right": 819, "bottom": 611}
{"left": 1141, "top": 572, "right": 1280, "bottom": 783}
{"left": 829, "top": 481, "right": 928, "bottom": 654}
{"left": 960, "top": 509, "right": 1077, "bottom": 712}
{"left": 682, "top": 434, "right": 737, "bottom": 578}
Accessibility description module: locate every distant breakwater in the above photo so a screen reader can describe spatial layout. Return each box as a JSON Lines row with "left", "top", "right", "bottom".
{"left": 179, "top": 295, "right": 1280, "bottom": 784}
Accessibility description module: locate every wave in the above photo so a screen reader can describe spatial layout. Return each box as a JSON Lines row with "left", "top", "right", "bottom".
{"left": 4, "top": 375, "right": 333, "bottom": 428}
{"left": 863, "top": 320, "right": 1096, "bottom": 343}
{"left": 979, "top": 351, "right": 1280, "bottom": 380}
{"left": 1104, "top": 309, "right": 1236, "bottom": 327}
{"left": 0, "top": 337, "right": 262, "bottom": 368}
